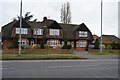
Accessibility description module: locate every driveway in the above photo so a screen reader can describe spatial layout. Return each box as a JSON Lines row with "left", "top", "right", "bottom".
{"left": 73, "top": 51, "right": 118, "bottom": 59}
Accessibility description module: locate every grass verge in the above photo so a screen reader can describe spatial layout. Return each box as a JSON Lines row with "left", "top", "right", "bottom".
{"left": 89, "top": 49, "right": 120, "bottom": 55}
{"left": 2, "top": 54, "right": 86, "bottom": 60}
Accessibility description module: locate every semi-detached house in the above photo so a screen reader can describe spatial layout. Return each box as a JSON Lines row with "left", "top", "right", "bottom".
{"left": 2, "top": 17, "right": 94, "bottom": 51}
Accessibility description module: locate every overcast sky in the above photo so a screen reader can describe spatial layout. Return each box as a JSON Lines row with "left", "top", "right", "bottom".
{"left": 0, "top": 0, "right": 119, "bottom": 37}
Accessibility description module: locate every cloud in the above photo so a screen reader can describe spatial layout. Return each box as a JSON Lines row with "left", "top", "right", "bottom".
{"left": 0, "top": 0, "right": 119, "bottom": 37}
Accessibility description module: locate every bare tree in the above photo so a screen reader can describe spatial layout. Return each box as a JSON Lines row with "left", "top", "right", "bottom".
{"left": 61, "top": 2, "right": 71, "bottom": 24}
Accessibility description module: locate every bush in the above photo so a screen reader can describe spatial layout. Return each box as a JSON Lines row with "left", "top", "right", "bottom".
{"left": 12, "top": 35, "right": 19, "bottom": 48}
{"left": 106, "top": 45, "right": 112, "bottom": 50}
{"left": 40, "top": 37, "right": 45, "bottom": 49}
{"left": 45, "top": 44, "right": 51, "bottom": 49}
{"left": 104, "top": 42, "right": 120, "bottom": 50}
{"left": 94, "top": 39, "right": 100, "bottom": 49}
{"left": 62, "top": 44, "right": 71, "bottom": 49}
{"left": 21, "top": 44, "right": 29, "bottom": 49}
{"left": 32, "top": 44, "right": 40, "bottom": 49}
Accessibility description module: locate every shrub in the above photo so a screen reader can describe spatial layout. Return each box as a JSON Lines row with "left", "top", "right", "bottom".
{"left": 94, "top": 39, "right": 100, "bottom": 49}
{"left": 106, "top": 45, "right": 112, "bottom": 50}
{"left": 111, "top": 42, "right": 120, "bottom": 49}
{"left": 21, "top": 44, "right": 29, "bottom": 49}
{"left": 32, "top": 44, "right": 40, "bottom": 49}
{"left": 62, "top": 44, "right": 71, "bottom": 49}
{"left": 45, "top": 44, "right": 51, "bottom": 49}
{"left": 12, "top": 35, "right": 19, "bottom": 48}
{"left": 40, "top": 37, "right": 45, "bottom": 49}
{"left": 55, "top": 44, "right": 61, "bottom": 49}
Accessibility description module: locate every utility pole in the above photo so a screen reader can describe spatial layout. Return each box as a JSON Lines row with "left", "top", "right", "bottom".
{"left": 19, "top": 0, "right": 22, "bottom": 55}
{"left": 100, "top": 0, "right": 103, "bottom": 53}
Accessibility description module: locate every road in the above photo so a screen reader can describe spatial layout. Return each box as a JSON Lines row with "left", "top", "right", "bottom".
{"left": 2, "top": 59, "right": 119, "bottom": 78}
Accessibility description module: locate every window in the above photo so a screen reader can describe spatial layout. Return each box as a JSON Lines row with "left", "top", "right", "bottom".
{"left": 80, "top": 42, "right": 87, "bottom": 47}
{"left": 71, "top": 42, "right": 74, "bottom": 47}
{"left": 50, "top": 40, "right": 59, "bottom": 47}
{"left": 33, "top": 29, "right": 43, "bottom": 35}
{"left": 50, "top": 29, "right": 59, "bottom": 36}
{"left": 79, "top": 31, "right": 87, "bottom": 37}
{"left": 76, "top": 42, "right": 79, "bottom": 47}
{"left": 18, "top": 40, "right": 27, "bottom": 44}
{"left": 16, "top": 28, "right": 28, "bottom": 34}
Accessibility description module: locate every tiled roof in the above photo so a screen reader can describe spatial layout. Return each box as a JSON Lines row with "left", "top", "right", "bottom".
{"left": 2, "top": 18, "right": 94, "bottom": 41}
{"left": 101, "top": 35, "right": 120, "bottom": 43}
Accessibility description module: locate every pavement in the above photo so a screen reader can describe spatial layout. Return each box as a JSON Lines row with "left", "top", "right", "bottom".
{"left": 73, "top": 51, "right": 119, "bottom": 59}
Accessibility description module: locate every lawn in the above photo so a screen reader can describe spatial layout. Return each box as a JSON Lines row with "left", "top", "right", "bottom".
{"left": 2, "top": 54, "right": 86, "bottom": 60}
{"left": 89, "top": 49, "right": 120, "bottom": 55}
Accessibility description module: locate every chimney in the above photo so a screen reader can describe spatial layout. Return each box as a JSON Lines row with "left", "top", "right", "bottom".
{"left": 43, "top": 16, "right": 47, "bottom": 21}
{"left": 43, "top": 17, "right": 47, "bottom": 27}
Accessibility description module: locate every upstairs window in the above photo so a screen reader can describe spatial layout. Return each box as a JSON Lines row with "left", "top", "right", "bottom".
{"left": 79, "top": 31, "right": 87, "bottom": 37}
{"left": 33, "top": 29, "right": 43, "bottom": 35}
{"left": 16, "top": 28, "right": 28, "bottom": 34}
{"left": 50, "top": 29, "right": 59, "bottom": 36}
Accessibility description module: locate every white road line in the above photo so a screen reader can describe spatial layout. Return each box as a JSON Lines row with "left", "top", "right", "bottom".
{"left": 48, "top": 65, "right": 101, "bottom": 68}
{"left": 2, "top": 59, "right": 118, "bottom": 62}
{"left": 0, "top": 68, "right": 14, "bottom": 70}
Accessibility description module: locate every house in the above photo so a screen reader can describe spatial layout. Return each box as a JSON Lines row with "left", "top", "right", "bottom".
{"left": 2, "top": 17, "right": 94, "bottom": 51}
{"left": 97, "top": 35, "right": 120, "bottom": 49}
{"left": 100, "top": 35, "right": 120, "bottom": 44}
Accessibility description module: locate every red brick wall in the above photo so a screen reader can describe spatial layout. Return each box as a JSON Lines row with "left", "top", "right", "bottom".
{"left": 76, "top": 40, "right": 87, "bottom": 51}
{"left": 3, "top": 38, "right": 12, "bottom": 50}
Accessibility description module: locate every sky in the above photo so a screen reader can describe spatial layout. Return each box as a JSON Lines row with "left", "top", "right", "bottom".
{"left": 0, "top": 0, "right": 119, "bottom": 37}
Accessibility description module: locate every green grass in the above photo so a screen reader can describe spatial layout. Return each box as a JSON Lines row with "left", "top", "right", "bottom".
{"left": 2, "top": 54, "right": 86, "bottom": 60}
{"left": 2, "top": 49, "right": 73, "bottom": 54}
{"left": 89, "top": 49, "right": 120, "bottom": 55}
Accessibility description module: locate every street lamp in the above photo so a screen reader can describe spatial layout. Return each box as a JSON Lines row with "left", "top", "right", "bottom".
{"left": 100, "top": 0, "right": 103, "bottom": 53}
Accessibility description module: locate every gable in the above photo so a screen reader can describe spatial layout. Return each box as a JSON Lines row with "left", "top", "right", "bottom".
{"left": 75, "top": 23, "right": 90, "bottom": 32}
{"left": 48, "top": 21, "right": 62, "bottom": 29}
{"left": 13, "top": 18, "right": 31, "bottom": 28}
{"left": 2, "top": 20, "right": 17, "bottom": 38}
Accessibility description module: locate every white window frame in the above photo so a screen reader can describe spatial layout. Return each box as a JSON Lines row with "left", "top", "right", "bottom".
{"left": 79, "top": 31, "right": 87, "bottom": 37}
{"left": 50, "top": 29, "right": 59, "bottom": 36}
{"left": 16, "top": 28, "right": 28, "bottom": 34}
{"left": 33, "top": 29, "right": 43, "bottom": 35}
{"left": 80, "top": 41, "right": 87, "bottom": 47}
{"left": 50, "top": 40, "right": 59, "bottom": 47}
{"left": 18, "top": 40, "right": 27, "bottom": 45}
{"left": 76, "top": 42, "right": 79, "bottom": 47}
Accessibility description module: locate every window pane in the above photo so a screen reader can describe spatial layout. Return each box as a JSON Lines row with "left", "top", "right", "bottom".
{"left": 79, "top": 31, "right": 87, "bottom": 37}
{"left": 80, "top": 41, "right": 87, "bottom": 47}
{"left": 16, "top": 28, "right": 28, "bottom": 34}
{"left": 33, "top": 29, "right": 43, "bottom": 35}
{"left": 50, "top": 29, "right": 59, "bottom": 35}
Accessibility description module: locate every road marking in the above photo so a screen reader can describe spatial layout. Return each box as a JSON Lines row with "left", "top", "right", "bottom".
{"left": 0, "top": 68, "right": 14, "bottom": 70}
{"left": 48, "top": 65, "right": 101, "bottom": 68}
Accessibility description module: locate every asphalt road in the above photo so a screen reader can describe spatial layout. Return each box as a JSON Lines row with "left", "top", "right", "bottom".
{"left": 2, "top": 59, "right": 119, "bottom": 78}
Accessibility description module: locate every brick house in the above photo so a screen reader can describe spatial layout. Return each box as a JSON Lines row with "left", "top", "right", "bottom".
{"left": 2, "top": 17, "right": 94, "bottom": 50}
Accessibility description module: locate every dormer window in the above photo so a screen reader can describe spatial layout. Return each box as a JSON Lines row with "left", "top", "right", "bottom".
{"left": 16, "top": 28, "right": 28, "bottom": 34}
{"left": 33, "top": 28, "right": 43, "bottom": 35}
{"left": 79, "top": 31, "right": 87, "bottom": 37}
{"left": 50, "top": 29, "right": 59, "bottom": 36}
